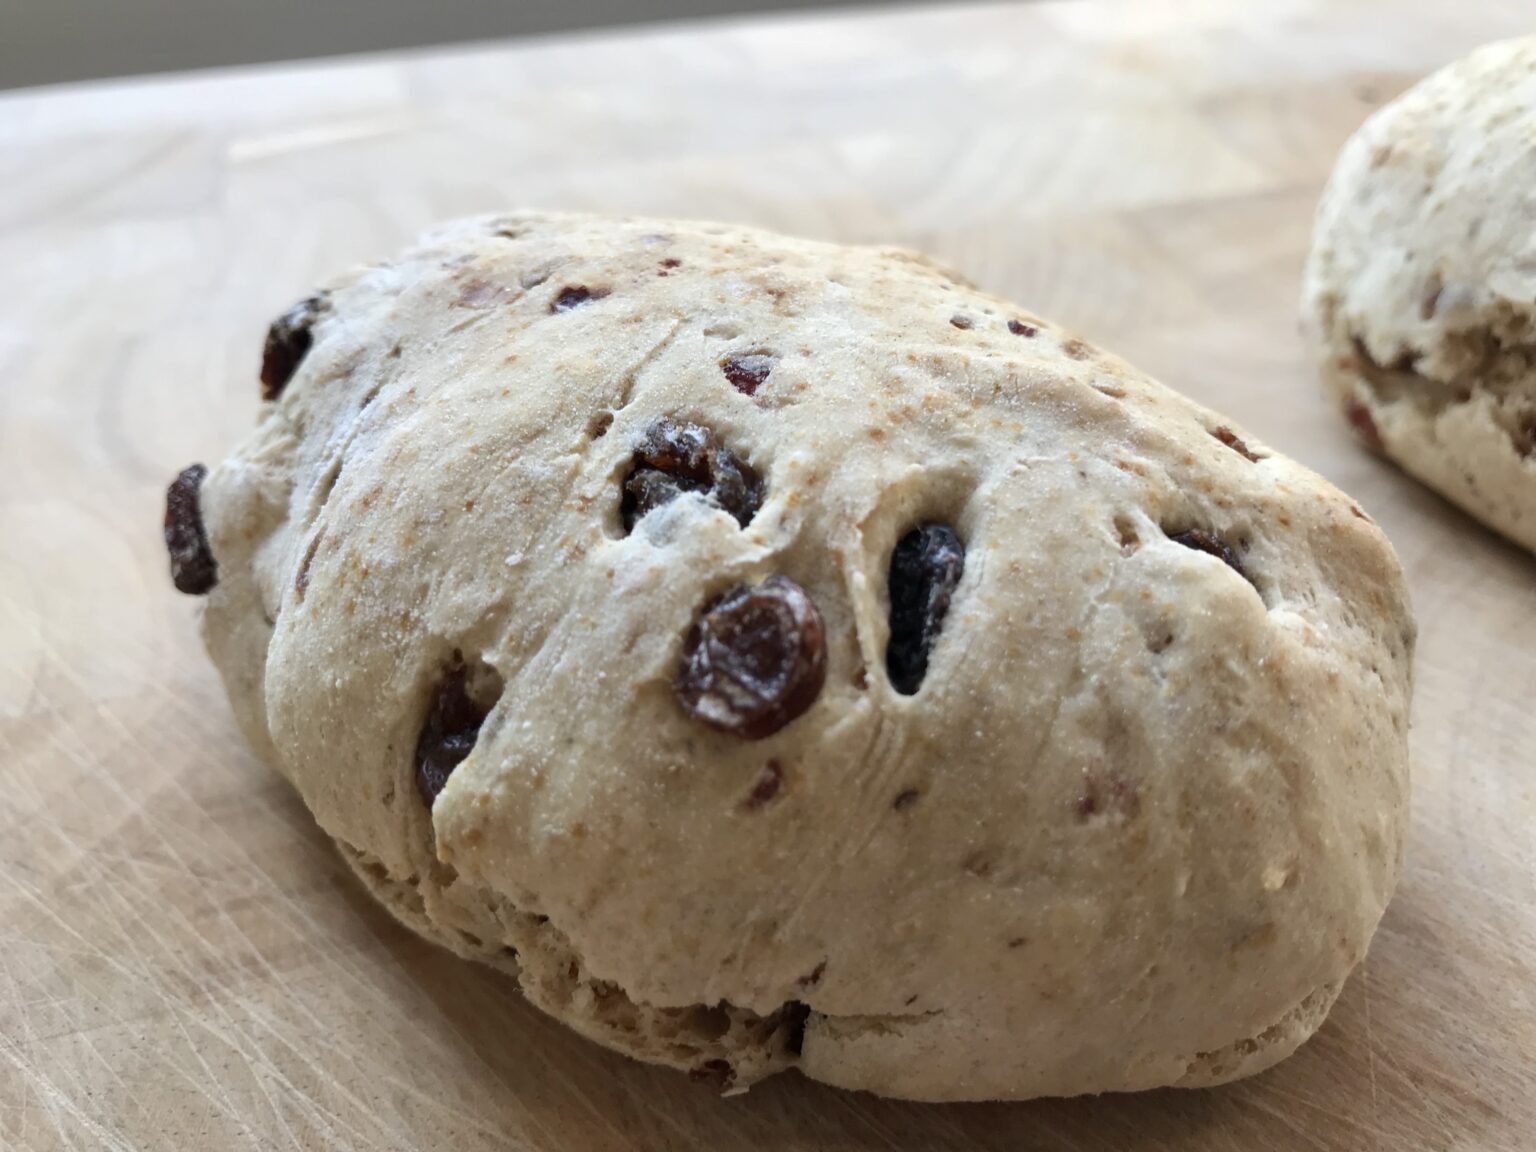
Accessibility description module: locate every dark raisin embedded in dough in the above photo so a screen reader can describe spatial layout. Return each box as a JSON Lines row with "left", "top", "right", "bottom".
{"left": 744, "top": 760, "right": 783, "bottom": 808}
{"left": 1212, "top": 425, "right": 1263, "bottom": 462}
{"left": 414, "top": 663, "right": 490, "bottom": 808}
{"left": 949, "top": 314, "right": 974, "bottom": 330}
{"left": 674, "top": 577, "right": 827, "bottom": 740}
{"left": 260, "top": 294, "right": 329, "bottom": 402}
{"left": 164, "top": 464, "right": 218, "bottom": 595}
{"left": 1343, "top": 395, "right": 1385, "bottom": 453}
{"left": 1169, "top": 529, "right": 1247, "bottom": 581}
{"left": 886, "top": 524, "right": 966, "bottom": 695}
{"left": 1008, "top": 318, "right": 1038, "bottom": 337}
{"left": 550, "top": 285, "right": 608, "bottom": 312}
{"left": 622, "top": 418, "right": 762, "bottom": 531}
{"left": 719, "top": 353, "right": 775, "bottom": 397}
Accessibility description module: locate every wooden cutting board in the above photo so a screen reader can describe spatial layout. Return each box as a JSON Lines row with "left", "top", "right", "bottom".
{"left": 3, "top": 2, "right": 1533, "bottom": 1148}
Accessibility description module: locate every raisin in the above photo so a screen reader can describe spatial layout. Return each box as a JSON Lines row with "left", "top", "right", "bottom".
{"left": 260, "top": 294, "right": 329, "bottom": 402}
{"left": 1169, "top": 529, "right": 1247, "bottom": 580}
{"left": 886, "top": 524, "right": 965, "bottom": 695}
{"left": 674, "top": 577, "right": 826, "bottom": 740}
{"left": 164, "top": 464, "right": 218, "bottom": 595}
{"left": 1212, "top": 425, "right": 1262, "bottom": 462}
{"left": 949, "top": 314, "right": 974, "bottom": 330}
{"left": 550, "top": 285, "right": 608, "bottom": 312}
{"left": 1343, "top": 396, "right": 1384, "bottom": 453}
{"left": 414, "top": 663, "right": 490, "bottom": 808}
{"left": 622, "top": 418, "right": 762, "bottom": 531}
{"left": 1008, "top": 318, "right": 1038, "bottom": 337}
{"left": 719, "top": 353, "right": 775, "bottom": 397}
{"left": 744, "top": 760, "right": 783, "bottom": 808}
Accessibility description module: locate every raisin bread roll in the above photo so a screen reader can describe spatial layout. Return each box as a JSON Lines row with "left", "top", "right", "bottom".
{"left": 167, "top": 212, "right": 1413, "bottom": 1101}
{"left": 1305, "top": 36, "right": 1536, "bottom": 551}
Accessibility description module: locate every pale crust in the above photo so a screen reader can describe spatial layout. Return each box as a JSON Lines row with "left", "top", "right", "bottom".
{"left": 194, "top": 212, "right": 1413, "bottom": 1101}
{"left": 1304, "top": 36, "right": 1536, "bottom": 552}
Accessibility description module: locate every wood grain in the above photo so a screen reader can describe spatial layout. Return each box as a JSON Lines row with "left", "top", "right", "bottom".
{"left": 2, "top": 2, "right": 1534, "bottom": 1149}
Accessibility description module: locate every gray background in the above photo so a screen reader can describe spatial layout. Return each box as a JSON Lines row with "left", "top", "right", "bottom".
{"left": 0, "top": 0, "right": 886, "bottom": 90}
